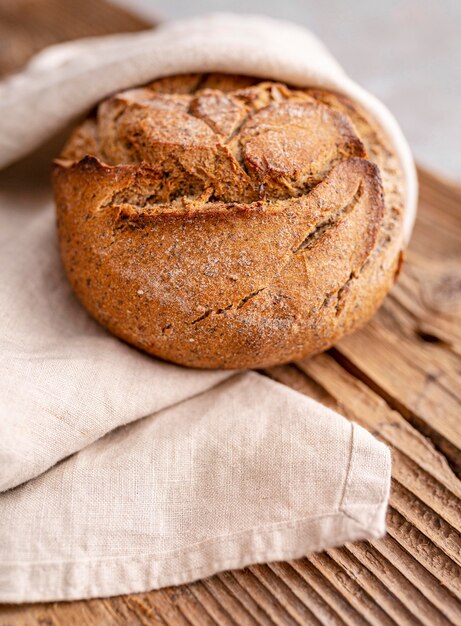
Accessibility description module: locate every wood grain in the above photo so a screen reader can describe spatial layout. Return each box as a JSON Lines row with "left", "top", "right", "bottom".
{"left": 0, "top": 0, "right": 151, "bottom": 77}
{"left": 1, "top": 1, "right": 460, "bottom": 624}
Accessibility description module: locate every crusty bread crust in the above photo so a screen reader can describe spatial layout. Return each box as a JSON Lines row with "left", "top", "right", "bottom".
{"left": 53, "top": 74, "right": 405, "bottom": 369}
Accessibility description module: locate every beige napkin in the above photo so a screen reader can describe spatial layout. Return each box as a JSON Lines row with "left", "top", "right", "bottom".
{"left": 0, "top": 14, "right": 415, "bottom": 603}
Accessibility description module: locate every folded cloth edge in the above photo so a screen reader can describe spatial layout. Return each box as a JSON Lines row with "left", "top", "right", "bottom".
{"left": 0, "top": 411, "right": 391, "bottom": 603}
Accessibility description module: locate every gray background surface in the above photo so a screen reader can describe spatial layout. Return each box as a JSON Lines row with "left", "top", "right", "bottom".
{"left": 113, "top": 0, "right": 461, "bottom": 181}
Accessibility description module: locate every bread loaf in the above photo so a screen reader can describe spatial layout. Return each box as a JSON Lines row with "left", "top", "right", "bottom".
{"left": 53, "top": 73, "right": 405, "bottom": 369}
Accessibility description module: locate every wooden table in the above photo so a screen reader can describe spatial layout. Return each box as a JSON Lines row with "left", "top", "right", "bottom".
{"left": 1, "top": 2, "right": 460, "bottom": 624}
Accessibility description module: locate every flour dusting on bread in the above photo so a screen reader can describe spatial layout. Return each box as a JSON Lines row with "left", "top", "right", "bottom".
{"left": 54, "top": 74, "right": 404, "bottom": 368}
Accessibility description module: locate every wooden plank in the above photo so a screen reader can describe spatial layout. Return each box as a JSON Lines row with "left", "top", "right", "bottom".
{"left": 1, "top": 1, "right": 461, "bottom": 625}
{"left": 329, "top": 176, "right": 461, "bottom": 472}
{"left": 214, "top": 572, "right": 276, "bottom": 626}
{"left": 287, "top": 560, "right": 369, "bottom": 626}
{"left": 202, "top": 576, "right": 272, "bottom": 626}
{"left": 369, "top": 535, "right": 461, "bottom": 624}
{"left": 326, "top": 547, "right": 425, "bottom": 626}
{"left": 0, "top": 0, "right": 152, "bottom": 77}
{"left": 267, "top": 562, "right": 347, "bottom": 626}
{"left": 307, "top": 553, "right": 395, "bottom": 626}
{"left": 249, "top": 566, "right": 323, "bottom": 626}
{"left": 345, "top": 542, "right": 451, "bottom": 626}
{"left": 226, "top": 569, "right": 300, "bottom": 626}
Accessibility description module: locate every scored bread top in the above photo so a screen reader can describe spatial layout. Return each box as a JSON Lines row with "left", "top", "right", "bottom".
{"left": 54, "top": 74, "right": 405, "bottom": 369}
{"left": 62, "top": 75, "right": 381, "bottom": 201}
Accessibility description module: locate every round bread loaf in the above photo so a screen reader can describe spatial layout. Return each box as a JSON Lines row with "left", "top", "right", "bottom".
{"left": 53, "top": 73, "right": 405, "bottom": 369}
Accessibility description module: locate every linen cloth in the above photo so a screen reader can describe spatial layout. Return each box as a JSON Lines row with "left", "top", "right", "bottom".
{"left": 0, "top": 14, "right": 414, "bottom": 603}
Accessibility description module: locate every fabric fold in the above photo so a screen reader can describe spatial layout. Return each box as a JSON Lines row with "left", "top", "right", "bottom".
{"left": 339, "top": 423, "right": 391, "bottom": 537}
{"left": 0, "top": 373, "right": 391, "bottom": 603}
